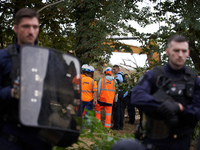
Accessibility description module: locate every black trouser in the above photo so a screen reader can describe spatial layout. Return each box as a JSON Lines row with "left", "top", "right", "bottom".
{"left": 112, "top": 91, "right": 124, "bottom": 128}
{"left": 123, "top": 95, "right": 135, "bottom": 123}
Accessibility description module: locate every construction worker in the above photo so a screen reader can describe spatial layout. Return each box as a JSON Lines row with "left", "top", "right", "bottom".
{"left": 81, "top": 64, "right": 89, "bottom": 77}
{"left": 73, "top": 64, "right": 88, "bottom": 84}
{"left": 95, "top": 67, "right": 116, "bottom": 128}
{"left": 81, "top": 65, "right": 97, "bottom": 117}
{"left": 74, "top": 64, "right": 89, "bottom": 116}
{"left": 89, "top": 65, "right": 95, "bottom": 79}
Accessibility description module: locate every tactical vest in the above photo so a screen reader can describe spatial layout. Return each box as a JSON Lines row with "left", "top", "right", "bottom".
{"left": 0, "top": 44, "right": 20, "bottom": 124}
{"left": 145, "top": 66, "right": 196, "bottom": 139}
{"left": 2, "top": 44, "right": 20, "bottom": 87}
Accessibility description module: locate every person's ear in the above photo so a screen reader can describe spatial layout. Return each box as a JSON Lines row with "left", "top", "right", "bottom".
{"left": 14, "top": 25, "right": 17, "bottom": 33}
{"left": 187, "top": 49, "right": 190, "bottom": 57}
{"left": 166, "top": 48, "right": 169, "bottom": 56}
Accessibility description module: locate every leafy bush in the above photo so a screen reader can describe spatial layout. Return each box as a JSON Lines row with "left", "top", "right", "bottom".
{"left": 54, "top": 110, "right": 135, "bottom": 150}
{"left": 192, "top": 122, "right": 200, "bottom": 141}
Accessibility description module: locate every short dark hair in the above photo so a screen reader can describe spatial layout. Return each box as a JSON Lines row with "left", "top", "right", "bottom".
{"left": 167, "top": 35, "right": 188, "bottom": 47}
{"left": 14, "top": 8, "right": 39, "bottom": 25}
{"left": 113, "top": 65, "right": 119, "bottom": 69}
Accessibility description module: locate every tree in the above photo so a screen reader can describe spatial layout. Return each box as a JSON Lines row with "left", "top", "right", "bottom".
{"left": 69, "top": 0, "right": 145, "bottom": 64}
{"left": 137, "top": 0, "right": 200, "bottom": 72}
{"left": 0, "top": 0, "right": 153, "bottom": 65}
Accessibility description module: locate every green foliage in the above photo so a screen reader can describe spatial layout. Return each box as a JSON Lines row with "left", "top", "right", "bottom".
{"left": 64, "top": 110, "right": 135, "bottom": 150}
{"left": 191, "top": 122, "right": 200, "bottom": 141}
{"left": 116, "top": 59, "right": 154, "bottom": 94}
{"left": 0, "top": 0, "right": 152, "bottom": 65}
{"left": 137, "top": 0, "right": 200, "bottom": 72}
{"left": 2, "top": 0, "right": 200, "bottom": 70}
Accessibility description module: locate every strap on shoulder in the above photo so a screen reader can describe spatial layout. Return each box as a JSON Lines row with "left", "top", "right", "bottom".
{"left": 5, "top": 44, "right": 18, "bottom": 56}
{"left": 5, "top": 44, "right": 20, "bottom": 83}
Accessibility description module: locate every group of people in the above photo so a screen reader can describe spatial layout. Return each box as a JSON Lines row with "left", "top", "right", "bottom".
{"left": 79, "top": 64, "right": 136, "bottom": 130}
{"left": 1, "top": 7, "right": 200, "bottom": 150}
{"left": 79, "top": 35, "right": 200, "bottom": 150}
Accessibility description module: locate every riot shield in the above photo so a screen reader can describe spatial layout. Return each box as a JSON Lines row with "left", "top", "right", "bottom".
{"left": 20, "top": 45, "right": 82, "bottom": 133}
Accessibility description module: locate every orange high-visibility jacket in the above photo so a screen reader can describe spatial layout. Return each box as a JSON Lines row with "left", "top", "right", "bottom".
{"left": 99, "top": 77, "right": 116, "bottom": 104}
{"left": 81, "top": 76, "right": 97, "bottom": 102}
{"left": 72, "top": 74, "right": 86, "bottom": 84}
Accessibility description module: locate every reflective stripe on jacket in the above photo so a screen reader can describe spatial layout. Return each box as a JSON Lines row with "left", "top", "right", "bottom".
{"left": 99, "top": 77, "right": 116, "bottom": 104}
{"left": 81, "top": 76, "right": 97, "bottom": 102}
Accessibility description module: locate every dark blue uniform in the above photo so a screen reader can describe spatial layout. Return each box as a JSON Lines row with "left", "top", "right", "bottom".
{"left": 112, "top": 71, "right": 125, "bottom": 130}
{"left": 131, "top": 63, "right": 200, "bottom": 150}
{"left": 122, "top": 87, "right": 135, "bottom": 124}
{"left": 0, "top": 43, "right": 52, "bottom": 150}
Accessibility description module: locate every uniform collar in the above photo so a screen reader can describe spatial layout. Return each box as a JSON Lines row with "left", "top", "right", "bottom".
{"left": 165, "top": 63, "right": 185, "bottom": 77}
{"left": 14, "top": 38, "right": 38, "bottom": 52}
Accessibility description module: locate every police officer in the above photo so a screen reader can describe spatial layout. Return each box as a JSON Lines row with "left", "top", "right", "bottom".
{"left": 95, "top": 67, "right": 116, "bottom": 128}
{"left": 123, "top": 87, "right": 135, "bottom": 125}
{"left": 80, "top": 65, "right": 97, "bottom": 117}
{"left": 0, "top": 8, "right": 52, "bottom": 150}
{"left": 131, "top": 35, "right": 200, "bottom": 150}
{"left": 111, "top": 65, "right": 125, "bottom": 130}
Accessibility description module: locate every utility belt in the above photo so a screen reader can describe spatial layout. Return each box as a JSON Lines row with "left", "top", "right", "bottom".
{"left": 145, "top": 115, "right": 193, "bottom": 140}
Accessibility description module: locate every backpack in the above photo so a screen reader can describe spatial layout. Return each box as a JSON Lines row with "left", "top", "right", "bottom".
{"left": 118, "top": 72, "right": 127, "bottom": 83}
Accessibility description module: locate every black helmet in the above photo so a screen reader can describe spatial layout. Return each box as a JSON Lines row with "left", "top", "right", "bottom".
{"left": 111, "top": 139, "right": 146, "bottom": 150}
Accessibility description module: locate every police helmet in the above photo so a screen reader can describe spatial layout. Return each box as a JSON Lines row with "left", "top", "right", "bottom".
{"left": 111, "top": 139, "right": 146, "bottom": 150}
{"left": 104, "top": 67, "right": 112, "bottom": 75}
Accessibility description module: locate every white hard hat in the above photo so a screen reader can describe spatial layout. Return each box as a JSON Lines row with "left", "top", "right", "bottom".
{"left": 81, "top": 64, "right": 88, "bottom": 71}
{"left": 89, "top": 66, "right": 95, "bottom": 72}
{"left": 104, "top": 67, "right": 113, "bottom": 75}
{"left": 83, "top": 65, "right": 91, "bottom": 72}
{"left": 104, "top": 67, "right": 112, "bottom": 72}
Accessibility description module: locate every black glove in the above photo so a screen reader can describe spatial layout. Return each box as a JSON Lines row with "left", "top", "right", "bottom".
{"left": 165, "top": 114, "right": 179, "bottom": 128}
{"left": 157, "top": 101, "right": 180, "bottom": 118}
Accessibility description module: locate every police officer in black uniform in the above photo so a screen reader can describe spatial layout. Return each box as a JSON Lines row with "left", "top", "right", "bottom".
{"left": 0, "top": 8, "right": 53, "bottom": 150}
{"left": 131, "top": 35, "right": 200, "bottom": 150}
{"left": 111, "top": 65, "right": 125, "bottom": 130}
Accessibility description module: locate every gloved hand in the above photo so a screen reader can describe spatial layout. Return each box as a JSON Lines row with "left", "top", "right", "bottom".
{"left": 157, "top": 101, "right": 180, "bottom": 118}
{"left": 165, "top": 114, "right": 179, "bottom": 128}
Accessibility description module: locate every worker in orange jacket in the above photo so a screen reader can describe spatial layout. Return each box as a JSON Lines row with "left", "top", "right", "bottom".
{"left": 95, "top": 67, "right": 116, "bottom": 128}
{"left": 74, "top": 64, "right": 89, "bottom": 116}
{"left": 73, "top": 64, "right": 88, "bottom": 85}
{"left": 81, "top": 65, "right": 97, "bottom": 117}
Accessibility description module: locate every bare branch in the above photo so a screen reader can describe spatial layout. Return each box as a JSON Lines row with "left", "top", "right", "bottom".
{"left": 37, "top": 0, "right": 64, "bottom": 13}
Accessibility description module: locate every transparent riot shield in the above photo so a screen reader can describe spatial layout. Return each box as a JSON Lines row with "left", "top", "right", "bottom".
{"left": 20, "top": 45, "right": 82, "bottom": 134}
